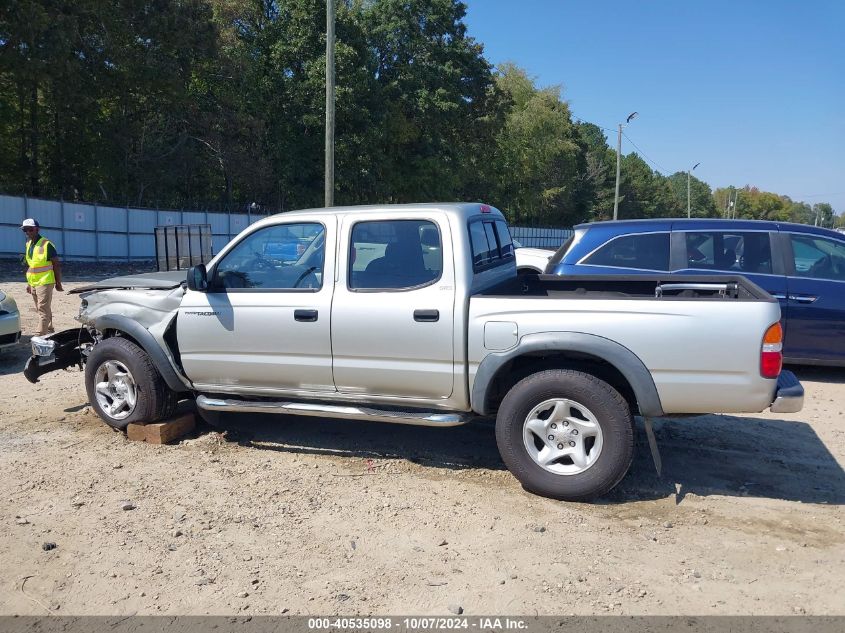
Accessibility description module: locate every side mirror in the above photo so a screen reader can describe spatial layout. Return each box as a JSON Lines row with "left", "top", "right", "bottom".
{"left": 187, "top": 264, "right": 208, "bottom": 292}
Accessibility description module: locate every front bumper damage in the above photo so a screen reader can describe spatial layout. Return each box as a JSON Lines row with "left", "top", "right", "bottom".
{"left": 23, "top": 328, "right": 94, "bottom": 384}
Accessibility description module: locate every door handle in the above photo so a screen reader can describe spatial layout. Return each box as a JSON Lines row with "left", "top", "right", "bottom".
{"left": 413, "top": 309, "right": 439, "bottom": 322}
{"left": 789, "top": 295, "right": 818, "bottom": 304}
{"left": 771, "top": 293, "right": 787, "bottom": 300}
{"left": 294, "top": 309, "right": 318, "bottom": 322}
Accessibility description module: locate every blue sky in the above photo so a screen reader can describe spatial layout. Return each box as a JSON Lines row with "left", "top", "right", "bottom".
{"left": 463, "top": 0, "right": 845, "bottom": 215}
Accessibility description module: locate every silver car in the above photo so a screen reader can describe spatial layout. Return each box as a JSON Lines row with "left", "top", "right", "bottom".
{"left": 0, "top": 289, "right": 21, "bottom": 351}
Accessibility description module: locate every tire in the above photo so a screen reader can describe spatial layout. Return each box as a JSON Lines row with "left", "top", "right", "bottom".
{"left": 495, "top": 369, "right": 634, "bottom": 501}
{"left": 84, "top": 337, "right": 178, "bottom": 430}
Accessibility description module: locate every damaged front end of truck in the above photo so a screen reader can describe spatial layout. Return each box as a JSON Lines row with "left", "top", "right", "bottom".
{"left": 23, "top": 271, "right": 188, "bottom": 386}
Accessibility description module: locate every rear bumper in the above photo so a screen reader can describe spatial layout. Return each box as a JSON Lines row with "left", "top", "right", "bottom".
{"left": 770, "top": 370, "right": 804, "bottom": 414}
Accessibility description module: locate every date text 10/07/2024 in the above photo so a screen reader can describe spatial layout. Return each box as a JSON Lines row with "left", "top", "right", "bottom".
{"left": 307, "top": 618, "right": 529, "bottom": 631}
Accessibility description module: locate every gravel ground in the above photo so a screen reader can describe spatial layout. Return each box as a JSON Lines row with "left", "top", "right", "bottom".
{"left": 0, "top": 263, "right": 843, "bottom": 616}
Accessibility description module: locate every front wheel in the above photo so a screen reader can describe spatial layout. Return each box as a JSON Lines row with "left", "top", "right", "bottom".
{"left": 495, "top": 369, "right": 634, "bottom": 501}
{"left": 85, "top": 337, "right": 177, "bottom": 430}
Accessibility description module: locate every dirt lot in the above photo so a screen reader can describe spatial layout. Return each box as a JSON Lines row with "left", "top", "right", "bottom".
{"left": 0, "top": 263, "right": 843, "bottom": 616}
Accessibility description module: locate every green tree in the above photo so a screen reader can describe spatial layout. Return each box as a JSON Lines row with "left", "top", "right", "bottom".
{"left": 616, "top": 154, "right": 681, "bottom": 219}
{"left": 574, "top": 122, "right": 616, "bottom": 221}
{"left": 667, "top": 171, "right": 718, "bottom": 217}
{"left": 786, "top": 201, "right": 813, "bottom": 224}
{"left": 363, "top": 0, "right": 501, "bottom": 202}
{"left": 812, "top": 202, "right": 835, "bottom": 228}
{"left": 491, "top": 63, "right": 582, "bottom": 226}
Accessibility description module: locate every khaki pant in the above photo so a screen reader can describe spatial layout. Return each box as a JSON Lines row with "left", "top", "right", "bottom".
{"left": 30, "top": 283, "right": 55, "bottom": 335}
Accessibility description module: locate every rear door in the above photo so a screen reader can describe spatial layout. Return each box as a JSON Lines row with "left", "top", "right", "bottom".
{"left": 671, "top": 226, "right": 788, "bottom": 323}
{"left": 783, "top": 231, "right": 845, "bottom": 363}
{"left": 330, "top": 213, "right": 456, "bottom": 400}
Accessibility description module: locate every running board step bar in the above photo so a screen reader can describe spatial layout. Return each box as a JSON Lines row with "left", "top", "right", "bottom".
{"left": 196, "top": 395, "right": 472, "bottom": 428}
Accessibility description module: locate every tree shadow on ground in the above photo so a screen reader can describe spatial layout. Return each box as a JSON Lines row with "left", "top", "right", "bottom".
{"left": 0, "top": 336, "right": 32, "bottom": 376}
{"left": 606, "top": 415, "right": 845, "bottom": 505}
{"left": 204, "top": 406, "right": 844, "bottom": 506}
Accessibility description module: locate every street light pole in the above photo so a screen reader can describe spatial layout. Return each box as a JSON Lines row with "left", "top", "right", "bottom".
{"left": 613, "top": 112, "right": 638, "bottom": 220}
{"left": 324, "top": 0, "right": 335, "bottom": 207}
{"left": 687, "top": 162, "right": 700, "bottom": 218}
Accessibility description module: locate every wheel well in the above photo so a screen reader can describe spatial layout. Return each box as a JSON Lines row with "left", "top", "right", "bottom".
{"left": 103, "top": 328, "right": 139, "bottom": 347}
{"left": 101, "top": 327, "right": 188, "bottom": 396}
{"left": 484, "top": 352, "right": 639, "bottom": 416}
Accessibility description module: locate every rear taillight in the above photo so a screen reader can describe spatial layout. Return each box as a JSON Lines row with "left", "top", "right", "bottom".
{"left": 761, "top": 322, "right": 783, "bottom": 378}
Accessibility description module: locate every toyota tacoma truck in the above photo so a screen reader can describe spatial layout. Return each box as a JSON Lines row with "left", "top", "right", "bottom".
{"left": 24, "top": 203, "right": 804, "bottom": 501}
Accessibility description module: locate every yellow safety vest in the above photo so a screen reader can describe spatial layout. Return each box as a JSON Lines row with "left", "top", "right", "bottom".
{"left": 25, "top": 237, "right": 56, "bottom": 287}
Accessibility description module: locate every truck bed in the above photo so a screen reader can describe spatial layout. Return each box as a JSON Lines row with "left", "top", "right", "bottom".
{"left": 480, "top": 273, "right": 775, "bottom": 302}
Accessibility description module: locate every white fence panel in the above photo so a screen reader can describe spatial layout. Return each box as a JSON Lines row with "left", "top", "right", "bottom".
{"left": 98, "top": 233, "right": 129, "bottom": 258}
{"left": 129, "top": 233, "right": 156, "bottom": 259}
{"left": 1, "top": 195, "right": 272, "bottom": 260}
{"left": 65, "top": 202, "right": 96, "bottom": 231}
{"left": 128, "top": 209, "right": 157, "bottom": 234}
{"left": 0, "top": 195, "right": 26, "bottom": 221}
{"left": 31, "top": 199, "right": 62, "bottom": 228}
{"left": 98, "top": 206, "right": 128, "bottom": 232}
{"left": 183, "top": 211, "right": 207, "bottom": 225}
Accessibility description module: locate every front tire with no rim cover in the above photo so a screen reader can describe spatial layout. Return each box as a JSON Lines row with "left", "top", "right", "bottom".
{"left": 495, "top": 369, "right": 634, "bottom": 501}
{"left": 85, "top": 337, "right": 177, "bottom": 430}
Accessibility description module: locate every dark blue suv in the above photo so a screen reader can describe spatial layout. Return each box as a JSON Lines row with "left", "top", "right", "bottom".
{"left": 545, "top": 219, "right": 845, "bottom": 366}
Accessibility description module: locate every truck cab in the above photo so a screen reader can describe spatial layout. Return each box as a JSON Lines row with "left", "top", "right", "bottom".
{"left": 177, "top": 203, "right": 513, "bottom": 410}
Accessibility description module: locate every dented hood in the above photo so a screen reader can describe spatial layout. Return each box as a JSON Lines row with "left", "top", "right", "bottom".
{"left": 70, "top": 270, "right": 186, "bottom": 294}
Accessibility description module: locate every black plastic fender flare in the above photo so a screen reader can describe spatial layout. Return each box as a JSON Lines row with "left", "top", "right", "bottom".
{"left": 470, "top": 331, "right": 664, "bottom": 417}
{"left": 92, "top": 314, "right": 190, "bottom": 393}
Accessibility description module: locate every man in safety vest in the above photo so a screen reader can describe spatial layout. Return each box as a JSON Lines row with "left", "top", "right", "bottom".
{"left": 22, "top": 218, "right": 63, "bottom": 335}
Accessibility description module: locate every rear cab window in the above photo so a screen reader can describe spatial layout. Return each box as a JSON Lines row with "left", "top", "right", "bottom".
{"left": 468, "top": 218, "right": 515, "bottom": 272}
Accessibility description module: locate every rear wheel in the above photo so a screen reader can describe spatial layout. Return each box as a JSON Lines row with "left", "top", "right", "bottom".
{"left": 495, "top": 369, "right": 634, "bottom": 501}
{"left": 85, "top": 337, "right": 177, "bottom": 430}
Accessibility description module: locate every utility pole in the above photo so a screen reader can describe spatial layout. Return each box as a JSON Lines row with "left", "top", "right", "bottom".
{"left": 324, "top": 0, "right": 335, "bottom": 207}
{"left": 687, "top": 162, "right": 700, "bottom": 218}
{"left": 613, "top": 111, "right": 638, "bottom": 220}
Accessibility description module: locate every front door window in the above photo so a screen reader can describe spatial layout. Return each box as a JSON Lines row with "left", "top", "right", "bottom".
{"left": 790, "top": 235, "right": 845, "bottom": 281}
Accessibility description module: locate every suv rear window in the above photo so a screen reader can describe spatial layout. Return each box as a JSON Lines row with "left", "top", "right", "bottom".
{"left": 583, "top": 232, "right": 670, "bottom": 271}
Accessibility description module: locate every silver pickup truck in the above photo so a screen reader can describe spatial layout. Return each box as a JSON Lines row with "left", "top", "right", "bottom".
{"left": 25, "top": 203, "right": 803, "bottom": 501}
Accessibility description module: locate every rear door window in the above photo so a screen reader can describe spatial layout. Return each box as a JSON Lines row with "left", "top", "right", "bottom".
{"left": 349, "top": 219, "right": 443, "bottom": 290}
{"left": 683, "top": 232, "right": 772, "bottom": 274}
{"left": 583, "top": 232, "right": 669, "bottom": 271}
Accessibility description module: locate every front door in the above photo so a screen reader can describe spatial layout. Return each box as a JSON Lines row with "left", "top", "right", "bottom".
{"left": 330, "top": 214, "right": 456, "bottom": 400}
{"left": 178, "top": 217, "right": 336, "bottom": 393}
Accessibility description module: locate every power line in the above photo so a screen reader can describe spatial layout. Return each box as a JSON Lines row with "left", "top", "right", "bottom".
{"left": 621, "top": 131, "right": 674, "bottom": 175}
{"left": 569, "top": 111, "right": 617, "bottom": 135}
